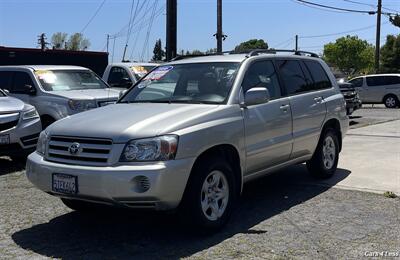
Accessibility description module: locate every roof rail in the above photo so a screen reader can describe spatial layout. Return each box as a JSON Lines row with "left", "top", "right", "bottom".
{"left": 169, "top": 51, "right": 233, "bottom": 61}
{"left": 246, "top": 49, "right": 320, "bottom": 58}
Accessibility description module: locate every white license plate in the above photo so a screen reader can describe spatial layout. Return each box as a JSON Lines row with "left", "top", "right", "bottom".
{"left": 0, "top": 135, "right": 10, "bottom": 145}
{"left": 52, "top": 173, "right": 78, "bottom": 194}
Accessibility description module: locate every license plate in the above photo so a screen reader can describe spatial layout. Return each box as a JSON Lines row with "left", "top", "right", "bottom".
{"left": 52, "top": 173, "right": 78, "bottom": 194}
{"left": 0, "top": 135, "right": 10, "bottom": 145}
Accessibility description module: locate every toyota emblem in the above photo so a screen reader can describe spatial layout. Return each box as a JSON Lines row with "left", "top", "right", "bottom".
{"left": 68, "top": 142, "right": 81, "bottom": 155}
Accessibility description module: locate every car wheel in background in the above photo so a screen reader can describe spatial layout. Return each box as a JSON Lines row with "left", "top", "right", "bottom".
{"left": 41, "top": 116, "right": 55, "bottom": 129}
{"left": 307, "top": 128, "right": 339, "bottom": 179}
{"left": 383, "top": 95, "right": 399, "bottom": 109}
{"left": 180, "top": 156, "right": 237, "bottom": 232}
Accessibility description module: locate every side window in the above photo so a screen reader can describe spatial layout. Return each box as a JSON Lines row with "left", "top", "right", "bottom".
{"left": 349, "top": 78, "right": 363, "bottom": 88}
{"left": 0, "top": 71, "right": 13, "bottom": 91}
{"left": 242, "top": 60, "right": 282, "bottom": 99}
{"left": 366, "top": 76, "right": 386, "bottom": 87}
{"left": 304, "top": 60, "right": 332, "bottom": 90}
{"left": 12, "top": 72, "right": 35, "bottom": 93}
{"left": 276, "top": 60, "right": 309, "bottom": 95}
{"left": 384, "top": 76, "right": 400, "bottom": 85}
{"left": 108, "top": 67, "right": 132, "bottom": 87}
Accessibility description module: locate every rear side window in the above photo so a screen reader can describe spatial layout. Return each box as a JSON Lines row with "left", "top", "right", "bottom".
{"left": 366, "top": 76, "right": 387, "bottom": 87}
{"left": 349, "top": 78, "right": 363, "bottom": 88}
{"left": 276, "top": 60, "right": 310, "bottom": 95}
{"left": 242, "top": 60, "right": 282, "bottom": 99}
{"left": 304, "top": 61, "right": 332, "bottom": 90}
{"left": 0, "top": 71, "right": 13, "bottom": 91}
{"left": 108, "top": 67, "right": 132, "bottom": 87}
{"left": 384, "top": 76, "right": 400, "bottom": 85}
{"left": 12, "top": 72, "right": 35, "bottom": 93}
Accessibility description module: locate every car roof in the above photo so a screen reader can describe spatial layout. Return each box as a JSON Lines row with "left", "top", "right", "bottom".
{"left": 109, "top": 62, "right": 159, "bottom": 67}
{"left": 167, "top": 53, "right": 321, "bottom": 65}
{"left": 0, "top": 65, "right": 90, "bottom": 71}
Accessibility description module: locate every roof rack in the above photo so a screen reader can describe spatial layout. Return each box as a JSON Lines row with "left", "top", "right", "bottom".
{"left": 246, "top": 49, "right": 320, "bottom": 58}
{"left": 170, "top": 51, "right": 233, "bottom": 61}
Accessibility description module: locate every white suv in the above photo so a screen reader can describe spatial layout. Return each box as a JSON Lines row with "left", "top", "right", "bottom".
{"left": 0, "top": 65, "right": 120, "bottom": 128}
{"left": 26, "top": 51, "right": 348, "bottom": 231}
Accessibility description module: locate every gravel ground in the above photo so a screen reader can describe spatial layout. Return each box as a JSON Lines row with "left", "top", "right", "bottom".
{"left": 349, "top": 105, "right": 400, "bottom": 129}
{"left": 1, "top": 158, "right": 399, "bottom": 260}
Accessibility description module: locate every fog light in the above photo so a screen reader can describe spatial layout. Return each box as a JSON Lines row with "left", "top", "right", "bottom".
{"left": 131, "top": 176, "right": 150, "bottom": 193}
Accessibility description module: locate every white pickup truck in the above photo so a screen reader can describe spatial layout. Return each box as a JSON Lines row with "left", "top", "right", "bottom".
{"left": 102, "top": 62, "right": 158, "bottom": 90}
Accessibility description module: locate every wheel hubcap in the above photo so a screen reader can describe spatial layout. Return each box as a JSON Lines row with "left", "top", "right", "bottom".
{"left": 200, "top": 170, "right": 229, "bottom": 221}
{"left": 386, "top": 97, "right": 396, "bottom": 108}
{"left": 322, "top": 136, "right": 336, "bottom": 170}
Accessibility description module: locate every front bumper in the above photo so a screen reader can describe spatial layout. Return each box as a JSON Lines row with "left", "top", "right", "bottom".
{"left": 26, "top": 152, "right": 195, "bottom": 210}
{"left": 0, "top": 117, "right": 41, "bottom": 156}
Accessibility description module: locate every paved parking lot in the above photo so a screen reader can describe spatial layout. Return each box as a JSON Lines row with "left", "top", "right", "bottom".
{"left": 1, "top": 107, "right": 399, "bottom": 259}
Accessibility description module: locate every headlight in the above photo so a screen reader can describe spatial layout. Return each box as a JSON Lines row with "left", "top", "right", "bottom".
{"left": 120, "top": 135, "right": 178, "bottom": 162}
{"left": 22, "top": 108, "right": 39, "bottom": 120}
{"left": 36, "top": 131, "right": 48, "bottom": 155}
{"left": 68, "top": 100, "right": 97, "bottom": 111}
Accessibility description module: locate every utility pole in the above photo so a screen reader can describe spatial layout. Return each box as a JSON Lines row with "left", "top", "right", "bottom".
{"left": 295, "top": 35, "right": 299, "bottom": 51}
{"left": 166, "top": 0, "right": 177, "bottom": 61}
{"left": 106, "top": 34, "right": 110, "bottom": 53}
{"left": 37, "top": 33, "right": 49, "bottom": 51}
{"left": 122, "top": 44, "right": 128, "bottom": 62}
{"left": 216, "top": 0, "right": 223, "bottom": 53}
{"left": 375, "top": 0, "right": 382, "bottom": 73}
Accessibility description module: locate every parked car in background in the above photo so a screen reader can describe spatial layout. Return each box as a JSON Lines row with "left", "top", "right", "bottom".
{"left": 349, "top": 74, "right": 400, "bottom": 108}
{"left": 26, "top": 51, "right": 348, "bottom": 231}
{"left": 338, "top": 82, "right": 362, "bottom": 115}
{"left": 103, "top": 62, "right": 158, "bottom": 90}
{"left": 0, "top": 65, "right": 120, "bottom": 128}
{"left": 0, "top": 88, "right": 41, "bottom": 160}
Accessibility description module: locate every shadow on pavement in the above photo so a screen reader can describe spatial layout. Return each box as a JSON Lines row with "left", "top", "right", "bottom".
{"left": 12, "top": 165, "right": 351, "bottom": 259}
{"left": 0, "top": 157, "right": 26, "bottom": 176}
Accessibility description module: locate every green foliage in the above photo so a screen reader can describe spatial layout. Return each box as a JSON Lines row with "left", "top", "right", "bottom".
{"left": 234, "top": 39, "right": 268, "bottom": 52}
{"left": 66, "top": 33, "right": 90, "bottom": 51}
{"left": 380, "top": 34, "right": 400, "bottom": 73}
{"left": 152, "top": 39, "right": 165, "bottom": 61}
{"left": 51, "top": 32, "right": 68, "bottom": 49}
{"left": 323, "top": 35, "right": 374, "bottom": 75}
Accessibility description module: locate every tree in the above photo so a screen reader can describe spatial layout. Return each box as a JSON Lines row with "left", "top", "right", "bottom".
{"left": 234, "top": 39, "right": 268, "bottom": 52}
{"left": 380, "top": 34, "right": 400, "bottom": 73}
{"left": 51, "top": 32, "right": 68, "bottom": 49}
{"left": 152, "top": 39, "right": 165, "bottom": 61}
{"left": 66, "top": 33, "right": 90, "bottom": 51}
{"left": 323, "top": 35, "right": 374, "bottom": 75}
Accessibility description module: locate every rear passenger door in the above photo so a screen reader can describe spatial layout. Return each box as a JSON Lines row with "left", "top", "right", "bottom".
{"left": 276, "top": 59, "right": 328, "bottom": 159}
{"left": 242, "top": 60, "right": 293, "bottom": 174}
{"left": 365, "top": 76, "right": 387, "bottom": 103}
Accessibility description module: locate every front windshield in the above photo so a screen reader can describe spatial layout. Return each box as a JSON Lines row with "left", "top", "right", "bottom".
{"left": 120, "top": 62, "right": 240, "bottom": 104}
{"left": 35, "top": 70, "right": 108, "bottom": 91}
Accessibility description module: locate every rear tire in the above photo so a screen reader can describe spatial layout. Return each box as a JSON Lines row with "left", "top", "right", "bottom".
{"left": 383, "top": 95, "right": 399, "bottom": 108}
{"left": 180, "top": 156, "right": 237, "bottom": 232}
{"left": 307, "top": 129, "right": 339, "bottom": 179}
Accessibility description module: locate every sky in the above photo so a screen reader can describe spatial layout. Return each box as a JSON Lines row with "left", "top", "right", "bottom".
{"left": 0, "top": 0, "right": 399, "bottom": 62}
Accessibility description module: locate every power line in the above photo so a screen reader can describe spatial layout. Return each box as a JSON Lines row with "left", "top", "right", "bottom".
{"left": 291, "top": 0, "right": 349, "bottom": 13}
{"left": 141, "top": 0, "right": 158, "bottom": 61}
{"left": 80, "top": 0, "right": 106, "bottom": 33}
{"left": 294, "top": 0, "right": 376, "bottom": 14}
{"left": 341, "top": 0, "right": 375, "bottom": 8}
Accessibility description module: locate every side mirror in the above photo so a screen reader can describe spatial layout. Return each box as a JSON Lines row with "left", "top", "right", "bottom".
{"left": 25, "top": 85, "right": 36, "bottom": 95}
{"left": 120, "top": 77, "right": 132, "bottom": 88}
{"left": 243, "top": 87, "right": 270, "bottom": 107}
{"left": 119, "top": 90, "right": 127, "bottom": 99}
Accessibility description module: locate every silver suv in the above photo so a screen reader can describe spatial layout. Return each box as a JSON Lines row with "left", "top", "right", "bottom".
{"left": 26, "top": 51, "right": 348, "bottom": 231}
{"left": 0, "top": 66, "right": 120, "bottom": 128}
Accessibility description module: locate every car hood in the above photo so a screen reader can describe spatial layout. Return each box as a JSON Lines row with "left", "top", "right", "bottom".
{"left": 48, "top": 103, "right": 222, "bottom": 143}
{"left": 50, "top": 88, "right": 120, "bottom": 100}
{"left": 0, "top": 96, "right": 26, "bottom": 113}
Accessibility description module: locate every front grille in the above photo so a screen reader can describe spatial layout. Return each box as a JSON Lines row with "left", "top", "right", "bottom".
{"left": 0, "top": 112, "right": 20, "bottom": 132}
{"left": 46, "top": 136, "right": 113, "bottom": 166}
{"left": 21, "top": 133, "right": 40, "bottom": 147}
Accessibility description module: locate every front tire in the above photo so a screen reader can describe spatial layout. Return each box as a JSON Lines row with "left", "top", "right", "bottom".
{"left": 180, "top": 156, "right": 237, "bottom": 232}
{"left": 307, "top": 129, "right": 340, "bottom": 179}
{"left": 384, "top": 95, "right": 399, "bottom": 108}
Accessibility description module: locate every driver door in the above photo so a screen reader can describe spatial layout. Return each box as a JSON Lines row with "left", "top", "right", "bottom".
{"left": 242, "top": 60, "right": 293, "bottom": 175}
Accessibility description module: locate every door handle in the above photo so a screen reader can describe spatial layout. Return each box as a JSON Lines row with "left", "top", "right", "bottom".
{"left": 280, "top": 104, "right": 290, "bottom": 112}
{"left": 314, "top": 97, "right": 323, "bottom": 103}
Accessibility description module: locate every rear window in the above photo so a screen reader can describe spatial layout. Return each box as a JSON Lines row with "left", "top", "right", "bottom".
{"left": 304, "top": 61, "right": 332, "bottom": 90}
